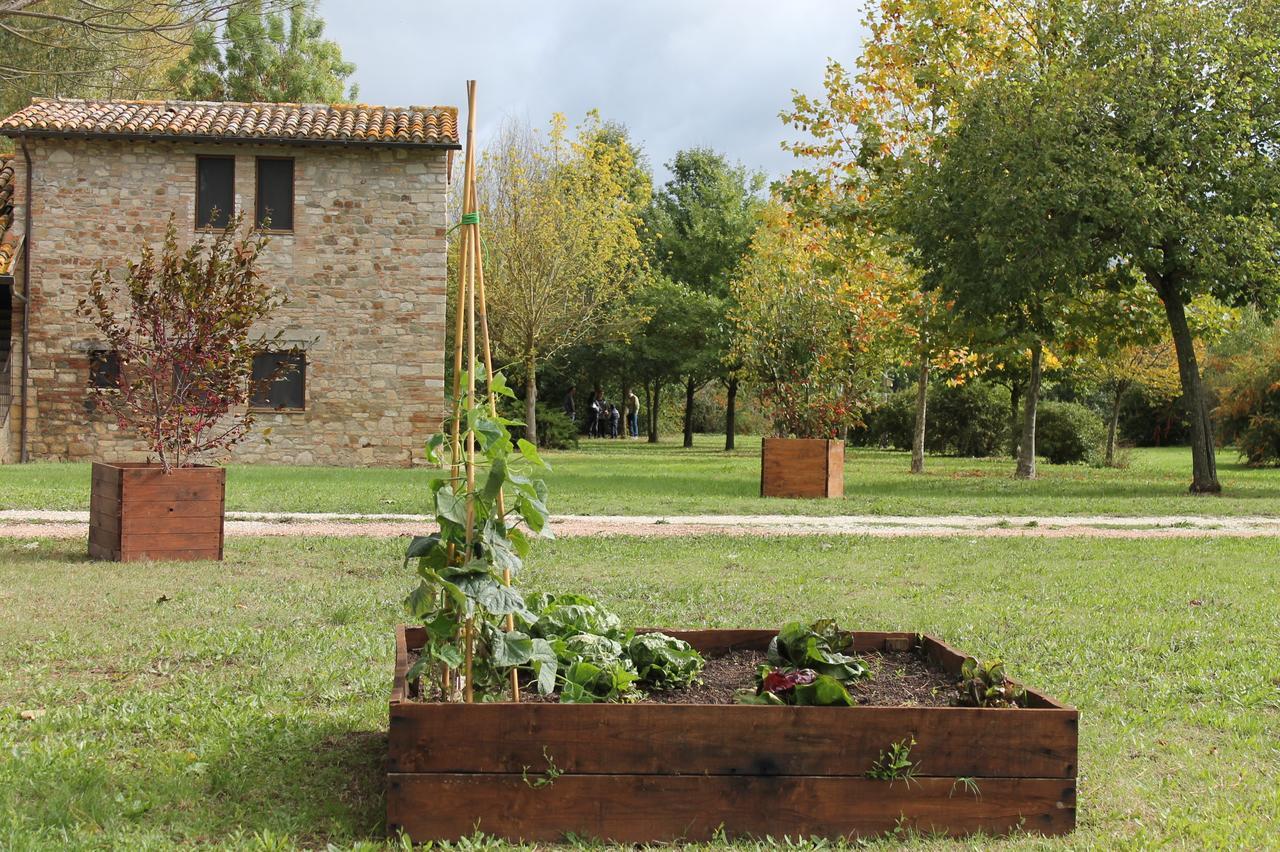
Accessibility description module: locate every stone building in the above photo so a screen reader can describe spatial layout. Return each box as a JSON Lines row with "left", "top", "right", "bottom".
{"left": 0, "top": 98, "right": 459, "bottom": 466}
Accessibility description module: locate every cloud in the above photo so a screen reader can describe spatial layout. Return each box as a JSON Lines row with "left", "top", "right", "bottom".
{"left": 319, "top": 0, "right": 865, "bottom": 182}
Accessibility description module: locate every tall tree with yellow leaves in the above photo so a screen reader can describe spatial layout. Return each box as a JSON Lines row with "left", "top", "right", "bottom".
{"left": 782, "top": 0, "right": 1021, "bottom": 473}
{"left": 479, "top": 113, "right": 647, "bottom": 445}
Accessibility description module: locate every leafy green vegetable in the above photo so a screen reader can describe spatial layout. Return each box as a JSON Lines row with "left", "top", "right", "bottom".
{"left": 628, "top": 633, "right": 705, "bottom": 689}
{"left": 956, "top": 657, "right": 1026, "bottom": 708}
{"left": 768, "top": 621, "right": 869, "bottom": 681}
{"left": 525, "top": 593, "right": 624, "bottom": 640}
{"left": 735, "top": 665, "right": 855, "bottom": 706}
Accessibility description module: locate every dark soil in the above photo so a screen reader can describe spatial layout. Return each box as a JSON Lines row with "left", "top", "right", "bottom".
{"left": 409, "top": 647, "right": 955, "bottom": 706}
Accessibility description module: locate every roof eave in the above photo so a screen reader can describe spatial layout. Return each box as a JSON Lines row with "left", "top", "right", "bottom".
{"left": 0, "top": 128, "right": 462, "bottom": 151}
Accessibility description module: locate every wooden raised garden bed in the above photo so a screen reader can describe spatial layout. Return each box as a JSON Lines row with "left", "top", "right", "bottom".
{"left": 88, "top": 461, "right": 226, "bottom": 562}
{"left": 387, "top": 626, "right": 1077, "bottom": 843}
{"left": 760, "top": 437, "right": 844, "bottom": 498}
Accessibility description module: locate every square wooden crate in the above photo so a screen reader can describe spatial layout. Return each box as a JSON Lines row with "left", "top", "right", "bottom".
{"left": 761, "top": 438, "right": 844, "bottom": 498}
{"left": 88, "top": 461, "right": 225, "bottom": 562}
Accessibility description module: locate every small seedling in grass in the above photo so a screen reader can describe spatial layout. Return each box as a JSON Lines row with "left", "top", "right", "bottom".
{"left": 522, "top": 746, "right": 563, "bottom": 789}
{"left": 950, "top": 776, "right": 982, "bottom": 799}
{"left": 866, "top": 736, "right": 918, "bottom": 784}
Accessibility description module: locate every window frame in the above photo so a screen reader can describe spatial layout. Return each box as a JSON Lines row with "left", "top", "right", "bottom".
{"left": 249, "top": 348, "right": 307, "bottom": 412}
{"left": 88, "top": 349, "right": 122, "bottom": 390}
{"left": 194, "top": 155, "right": 236, "bottom": 231}
{"left": 254, "top": 156, "right": 296, "bottom": 234}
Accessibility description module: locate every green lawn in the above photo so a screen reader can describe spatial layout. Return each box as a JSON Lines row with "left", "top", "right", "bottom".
{"left": 3, "top": 436, "right": 1278, "bottom": 517}
{"left": 2, "top": 534, "right": 1278, "bottom": 849}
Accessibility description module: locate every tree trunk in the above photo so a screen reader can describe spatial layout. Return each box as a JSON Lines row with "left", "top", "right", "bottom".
{"left": 1009, "top": 381, "right": 1022, "bottom": 459}
{"left": 1154, "top": 274, "right": 1220, "bottom": 492}
{"left": 524, "top": 358, "right": 538, "bottom": 447}
{"left": 1105, "top": 383, "right": 1125, "bottom": 467}
{"left": 724, "top": 376, "right": 738, "bottom": 451}
{"left": 683, "top": 377, "right": 696, "bottom": 448}
{"left": 648, "top": 380, "right": 661, "bottom": 443}
{"left": 910, "top": 359, "right": 929, "bottom": 474}
{"left": 1015, "top": 343, "right": 1043, "bottom": 480}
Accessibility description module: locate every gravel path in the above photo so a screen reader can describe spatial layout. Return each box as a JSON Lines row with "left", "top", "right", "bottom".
{"left": 2, "top": 509, "right": 1279, "bottom": 539}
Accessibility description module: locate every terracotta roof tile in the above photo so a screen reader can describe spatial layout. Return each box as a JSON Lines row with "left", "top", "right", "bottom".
{"left": 0, "top": 155, "right": 16, "bottom": 276}
{"left": 0, "top": 98, "right": 460, "bottom": 149}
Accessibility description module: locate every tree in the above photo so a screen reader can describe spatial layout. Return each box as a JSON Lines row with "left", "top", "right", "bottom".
{"left": 625, "top": 276, "right": 720, "bottom": 443}
{"left": 168, "top": 0, "right": 354, "bottom": 102}
{"left": 731, "top": 202, "right": 904, "bottom": 439}
{"left": 917, "top": 0, "right": 1280, "bottom": 490}
{"left": 75, "top": 215, "right": 284, "bottom": 471}
{"left": 479, "top": 113, "right": 646, "bottom": 445}
{"left": 1069, "top": 0, "right": 1280, "bottom": 492}
{"left": 0, "top": 1, "right": 295, "bottom": 114}
{"left": 781, "top": 0, "right": 1016, "bottom": 473}
{"left": 906, "top": 49, "right": 1124, "bottom": 479}
{"left": 647, "top": 148, "right": 764, "bottom": 449}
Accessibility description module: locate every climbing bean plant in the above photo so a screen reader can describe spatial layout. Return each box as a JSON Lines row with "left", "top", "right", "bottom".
{"left": 402, "top": 369, "right": 557, "bottom": 702}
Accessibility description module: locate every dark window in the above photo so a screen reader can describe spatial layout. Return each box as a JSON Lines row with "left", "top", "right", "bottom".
{"left": 256, "top": 158, "right": 294, "bottom": 231}
{"left": 250, "top": 349, "right": 305, "bottom": 410}
{"left": 89, "top": 350, "right": 121, "bottom": 389}
{"left": 196, "top": 156, "right": 235, "bottom": 229}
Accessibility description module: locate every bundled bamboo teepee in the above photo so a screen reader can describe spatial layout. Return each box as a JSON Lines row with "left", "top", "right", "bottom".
{"left": 449, "top": 80, "right": 520, "bottom": 703}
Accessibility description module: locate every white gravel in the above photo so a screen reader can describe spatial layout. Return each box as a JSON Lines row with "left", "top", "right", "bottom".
{"left": 2, "top": 509, "right": 1278, "bottom": 539}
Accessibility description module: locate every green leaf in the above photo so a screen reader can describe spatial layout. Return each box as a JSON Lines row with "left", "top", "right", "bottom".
{"left": 403, "top": 581, "right": 437, "bottom": 619}
{"left": 530, "top": 638, "right": 558, "bottom": 695}
{"left": 517, "top": 438, "right": 550, "bottom": 469}
{"left": 491, "top": 630, "right": 535, "bottom": 667}
{"left": 405, "top": 656, "right": 431, "bottom": 684}
{"left": 517, "top": 494, "right": 550, "bottom": 534}
{"left": 404, "top": 534, "right": 444, "bottom": 569}
{"left": 434, "top": 486, "right": 467, "bottom": 525}
{"left": 424, "top": 433, "right": 447, "bottom": 465}
{"left": 490, "top": 371, "right": 517, "bottom": 399}
{"left": 482, "top": 457, "right": 507, "bottom": 503}
{"left": 508, "top": 527, "right": 531, "bottom": 559}
{"left": 792, "top": 674, "right": 856, "bottom": 707}
{"left": 431, "top": 643, "right": 464, "bottom": 669}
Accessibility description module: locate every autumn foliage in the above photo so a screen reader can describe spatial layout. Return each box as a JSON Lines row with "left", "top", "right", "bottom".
{"left": 731, "top": 205, "right": 903, "bottom": 439}
{"left": 77, "top": 216, "right": 284, "bottom": 471}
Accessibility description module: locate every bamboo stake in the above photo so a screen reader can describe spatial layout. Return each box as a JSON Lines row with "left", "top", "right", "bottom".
{"left": 467, "top": 140, "right": 521, "bottom": 702}
{"left": 460, "top": 81, "right": 480, "bottom": 704}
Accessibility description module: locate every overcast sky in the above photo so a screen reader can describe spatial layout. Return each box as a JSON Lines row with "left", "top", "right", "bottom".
{"left": 319, "top": 0, "right": 865, "bottom": 184}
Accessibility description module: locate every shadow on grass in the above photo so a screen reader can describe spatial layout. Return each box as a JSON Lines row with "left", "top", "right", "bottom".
{"left": 0, "top": 541, "right": 93, "bottom": 565}
{"left": 201, "top": 722, "right": 388, "bottom": 844}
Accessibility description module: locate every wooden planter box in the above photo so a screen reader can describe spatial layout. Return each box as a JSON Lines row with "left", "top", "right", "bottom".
{"left": 387, "top": 627, "right": 1077, "bottom": 844}
{"left": 88, "top": 461, "right": 226, "bottom": 562}
{"left": 761, "top": 437, "right": 844, "bottom": 498}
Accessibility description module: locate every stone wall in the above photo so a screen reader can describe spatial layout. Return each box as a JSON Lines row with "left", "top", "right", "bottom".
{"left": 10, "top": 137, "right": 448, "bottom": 466}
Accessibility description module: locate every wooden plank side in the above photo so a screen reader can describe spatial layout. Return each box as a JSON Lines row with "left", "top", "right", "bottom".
{"left": 88, "top": 524, "right": 120, "bottom": 552}
{"left": 119, "top": 512, "right": 224, "bottom": 535}
{"left": 119, "top": 480, "right": 224, "bottom": 503}
{"left": 826, "top": 440, "right": 845, "bottom": 498}
{"left": 391, "top": 625, "right": 410, "bottom": 705}
{"left": 90, "top": 462, "right": 121, "bottom": 488}
{"left": 386, "top": 774, "right": 1076, "bottom": 843}
{"left": 118, "top": 546, "right": 224, "bottom": 563}
{"left": 388, "top": 702, "right": 1077, "bottom": 779}
{"left": 762, "top": 438, "right": 828, "bottom": 499}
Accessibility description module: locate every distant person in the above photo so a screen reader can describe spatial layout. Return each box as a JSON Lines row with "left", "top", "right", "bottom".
{"left": 588, "top": 390, "right": 604, "bottom": 438}
{"left": 626, "top": 389, "right": 640, "bottom": 438}
{"left": 609, "top": 403, "right": 621, "bottom": 438}
{"left": 563, "top": 386, "right": 576, "bottom": 430}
